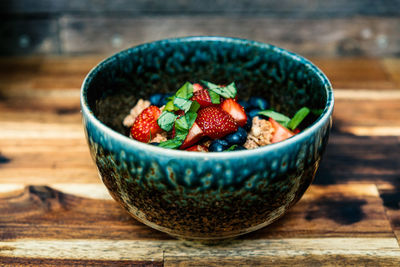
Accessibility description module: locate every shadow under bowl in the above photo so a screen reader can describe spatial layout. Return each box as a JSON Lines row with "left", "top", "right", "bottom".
{"left": 81, "top": 36, "right": 334, "bottom": 240}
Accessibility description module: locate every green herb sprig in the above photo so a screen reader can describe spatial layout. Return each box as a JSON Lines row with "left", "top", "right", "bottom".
{"left": 258, "top": 107, "right": 311, "bottom": 131}
{"left": 157, "top": 80, "right": 237, "bottom": 148}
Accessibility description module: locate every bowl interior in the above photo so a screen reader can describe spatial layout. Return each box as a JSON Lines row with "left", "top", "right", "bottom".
{"left": 84, "top": 37, "right": 328, "bottom": 136}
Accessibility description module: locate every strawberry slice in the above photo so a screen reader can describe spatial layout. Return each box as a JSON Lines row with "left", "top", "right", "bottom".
{"left": 130, "top": 105, "right": 162, "bottom": 143}
{"left": 193, "top": 83, "right": 204, "bottom": 93}
{"left": 191, "top": 89, "right": 214, "bottom": 107}
{"left": 221, "top": 98, "right": 247, "bottom": 127}
{"left": 269, "top": 118, "right": 295, "bottom": 143}
{"left": 185, "top": 144, "right": 208, "bottom": 152}
{"left": 180, "top": 122, "right": 204, "bottom": 149}
{"left": 196, "top": 106, "right": 238, "bottom": 139}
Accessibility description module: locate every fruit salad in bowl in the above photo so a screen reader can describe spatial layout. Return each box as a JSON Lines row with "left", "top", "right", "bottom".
{"left": 124, "top": 81, "right": 313, "bottom": 153}
{"left": 81, "top": 36, "right": 333, "bottom": 239}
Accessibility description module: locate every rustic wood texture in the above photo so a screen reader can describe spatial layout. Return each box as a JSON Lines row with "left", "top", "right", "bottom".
{"left": 2, "top": 0, "right": 400, "bottom": 16}
{"left": 0, "top": 56, "right": 400, "bottom": 265}
{"left": 1, "top": 0, "right": 400, "bottom": 56}
{"left": 59, "top": 16, "right": 400, "bottom": 57}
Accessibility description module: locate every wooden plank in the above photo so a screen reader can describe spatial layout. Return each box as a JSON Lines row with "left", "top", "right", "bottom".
{"left": 1, "top": 238, "right": 399, "bottom": 266}
{"left": 315, "top": 133, "right": 400, "bottom": 185}
{"left": 0, "top": 169, "right": 98, "bottom": 184}
{"left": 333, "top": 99, "right": 400, "bottom": 128}
{"left": 2, "top": 0, "right": 400, "bottom": 17}
{"left": 163, "top": 238, "right": 400, "bottom": 266}
{"left": 0, "top": 184, "right": 393, "bottom": 240}
{"left": 334, "top": 90, "right": 400, "bottom": 100}
{"left": 382, "top": 58, "right": 400, "bottom": 88}
{"left": 247, "top": 184, "right": 393, "bottom": 239}
{"left": 0, "top": 19, "right": 59, "bottom": 55}
{"left": 59, "top": 16, "right": 400, "bottom": 57}
{"left": 377, "top": 183, "right": 400, "bottom": 244}
{"left": 0, "top": 185, "right": 170, "bottom": 240}
{"left": 312, "top": 58, "right": 397, "bottom": 90}
{"left": 0, "top": 240, "right": 165, "bottom": 261}
{"left": 0, "top": 257, "right": 162, "bottom": 267}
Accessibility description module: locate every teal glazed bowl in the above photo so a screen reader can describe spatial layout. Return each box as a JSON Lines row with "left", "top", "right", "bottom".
{"left": 81, "top": 37, "right": 334, "bottom": 240}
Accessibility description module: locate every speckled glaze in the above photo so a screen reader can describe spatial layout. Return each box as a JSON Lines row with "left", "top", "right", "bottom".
{"left": 81, "top": 37, "right": 334, "bottom": 240}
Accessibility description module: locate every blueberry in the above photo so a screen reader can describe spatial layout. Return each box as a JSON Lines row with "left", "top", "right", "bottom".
{"left": 225, "top": 127, "right": 247, "bottom": 146}
{"left": 248, "top": 97, "right": 269, "bottom": 110}
{"left": 248, "top": 109, "right": 261, "bottom": 119}
{"left": 149, "top": 94, "right": 164, "bottom": 107}
{"left": 238, "top": 100, "right": 249, "bottom": 111}
{"left": 209, "top": 139, "right": 229, "bottom": 152}
{"left": 243, "top": 115, "right": 252, "bottom": 131}
{"left": 149, "top": 142, "right": 160, "bottom": 146}
{"left": 159, "top": 93, "right": 174, "bottom": 106}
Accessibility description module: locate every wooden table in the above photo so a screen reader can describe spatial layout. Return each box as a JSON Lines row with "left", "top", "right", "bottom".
{"left": 0, "top": 57, "right": 400, "bottom": 266}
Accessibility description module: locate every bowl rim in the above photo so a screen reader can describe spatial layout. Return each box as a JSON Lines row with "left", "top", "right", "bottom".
{"left": 80, "top": 36, "right": 334, "bottom": 158}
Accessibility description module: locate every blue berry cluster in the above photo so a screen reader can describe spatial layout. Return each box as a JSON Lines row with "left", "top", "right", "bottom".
{"left": 209, "top": 127, "right": 248, "bottom": 152}
{"left": 149, "top": 93, "right": 174, "bottom": 107}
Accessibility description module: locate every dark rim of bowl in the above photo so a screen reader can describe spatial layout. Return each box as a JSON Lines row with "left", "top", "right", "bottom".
{"left": 81, "top": 36, "right": 334, "bottom": 158}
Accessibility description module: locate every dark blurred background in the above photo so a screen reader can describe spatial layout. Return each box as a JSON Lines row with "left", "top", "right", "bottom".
{"left": 1, "top": 0, "right": 399, "bottom": 57}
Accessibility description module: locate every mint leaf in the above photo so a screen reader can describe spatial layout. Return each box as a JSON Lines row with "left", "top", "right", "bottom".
{"left": 201, "top": 80, "right": 237, "bottom": 99}
{"left": 287, "top": 107, "right": 310, "bottom": 130}
{"left": 258, "top": 110, "right": 291, "bottom": 127}
{"left": 208, "top": 90, "right": 221, "bottom": 104}
{"left": 175, "top": 82, "right": 193, "bottom": 99}
{"left": 158, "top": 138, "right": 183, "bottom": 149}
{"left": 184, "top": 111, "right": 198, "bottom": 129}
{"left": 225, "top": 144, "right": 238, "bottom": 151}
{"left": 164, "top": 97, "right": 178, "bottom": 111}
{"left": 188, "top": 100, "right": 200, "bottom": 113}
{"left": 174, "top": 97, "right": 193, "bottom": 112}
{"left": 157, "top": 111, "right": 178, "bottom": 131}
{"left": 175, "top": 115, "right": 189, "bottom": 134}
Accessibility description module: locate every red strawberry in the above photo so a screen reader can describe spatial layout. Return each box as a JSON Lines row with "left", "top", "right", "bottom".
{"left": 185, "top": 144, "right": 208, "bottom": 152}
{"left": 180, "top": 122, "right": 204, "bottom": 149}
{"left": 193, "top": 83, "right": 204, "bottom": 93}
{"left": 191, "top": 89, "right": 214, "bottom": 107}
{"left": 130, "top": 106, "right": 162, "bottom": 143}
{"left": 196, "top": 106, "right": 238, "bottom": 139}
{"left": 221, "top": 98, "right": 247, "bottom": 127}
{"left": 269, "top": 118, "right": 295, "bottom": 143}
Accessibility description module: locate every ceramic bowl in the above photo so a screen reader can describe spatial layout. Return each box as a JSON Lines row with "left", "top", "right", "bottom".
{"left": 81, "top": 37, "right": 334, "bottom": 240}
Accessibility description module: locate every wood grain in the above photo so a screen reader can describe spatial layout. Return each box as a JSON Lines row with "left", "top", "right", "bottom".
{"left": 1, "top": 238, "right": 399, "bottom": 266}
{"left": 0, "top": 184, "right": 393, "bottom": 241}
{"left": 1, "top": 57, "right": 400, "bottom": 265}
{"left": 383, "top": 58, "right": 400, "bottom": 88}
{"left": 59, "top": 16, "right": 400, "bottom": 57}
{"left": 0, "top": 257, "right": 162, "bottom": 267}
{"left": 3, "top": 0, "right": 400, "bottom": 17}
{"left": 312, "top": 58, "right": 398, "bottom": 90}
{"left": 2, "top": 1, "right": 400, "bottom": 56}
{"left": 0, "top": 19, "right": 59, "bottom": 55}
{"left": 377, "top": 183, "right": 400, "bottom": 244}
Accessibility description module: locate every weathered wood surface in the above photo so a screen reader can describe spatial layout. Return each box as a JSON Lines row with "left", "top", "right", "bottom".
{"left": 1, "top": 0, "right": 400, "bottom": 56}
{"left": 3, "top": 0, "right": 400, "bottom": 16}
{"left": 0, "top": 57, "right": 400, "bottom": 266}
{"left": 3, "top": 17, "right": 399, "bottom": 56}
